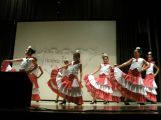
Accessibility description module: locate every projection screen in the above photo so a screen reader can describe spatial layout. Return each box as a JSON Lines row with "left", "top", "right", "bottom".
{"left": 13, "top": 21, "right": 116, "bottom": 101}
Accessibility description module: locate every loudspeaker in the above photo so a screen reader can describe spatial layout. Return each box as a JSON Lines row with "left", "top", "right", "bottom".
{"left": 0, "top": 72, "right": 32, "bottom": 108}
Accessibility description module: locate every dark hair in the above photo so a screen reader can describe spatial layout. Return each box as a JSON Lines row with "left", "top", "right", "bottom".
{"left": 134, "top": 47, "right": 142, "bottom": 56}
{"left": 73, "top": 51, "right": 80, "bottom": 61}
{"left": 102, "top": 53, "right": 108, "bottom": 59}
{"left": 147, "top": 51, "right": 152, "bottom": 55}
{"left": 32, "top": 57, "right": 37, "bottom": 61}
{"left": 27, "top": 48, "right": 36, "bottom": 55}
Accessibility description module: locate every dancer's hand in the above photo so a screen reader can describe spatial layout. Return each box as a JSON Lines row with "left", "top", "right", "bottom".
{"left": 141, "top": 68, "right": 145, "bottom": 72}
{"left": 114, "top": 64, "right": 118, "bottom": 67}
{"left": 154, "top": 74, "right": 157, "bottom": 77}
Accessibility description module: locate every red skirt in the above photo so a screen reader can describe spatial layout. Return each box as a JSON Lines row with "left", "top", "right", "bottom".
{"left": 47, "top": 69, "right": 63, "bottom": 96}
{"left": 110, "top": 68, "right": 147, "bottom": 102}
{"left": 28, "top": 74, "right": 39, "bottom": 89}
{"left": 84, "top": 74, "right": 121, "bottom": 102}
{"left": 144, "top": 74, "right": 155, "bottom": 88}
{"left": 144, "top": 74, "right": 157, "bottom": 102}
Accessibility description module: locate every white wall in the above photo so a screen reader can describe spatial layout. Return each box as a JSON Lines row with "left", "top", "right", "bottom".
{"left": 13, "top": 21, "right": 116, "bottom": 101}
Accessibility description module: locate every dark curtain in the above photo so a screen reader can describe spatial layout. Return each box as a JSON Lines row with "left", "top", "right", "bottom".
{"left": 0, "top": 0, "right": 161, "bottom": 101}
{"left": 0, "top": 20, "right": 16, "bottom": 66}
{"left": 117, "top": 17, "right": 161, "bottom": 101}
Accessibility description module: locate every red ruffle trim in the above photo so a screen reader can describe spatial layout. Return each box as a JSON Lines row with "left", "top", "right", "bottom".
{"left": 47, "top": 68, "right": 63, "bottom": 96}
{"left": 110, "top": 69, "right": 146, "bottom": 102}
{"left": 1, "top": 61, "right": 9, "bottom": 71}
{"left": 50, "top": 69, "right": 58, "bottom": 78}
{"left": 84, "top": 74, "right": 120, "bottom": 102}
{"left": 47, "top": 79, "right": 63, "bottom": 97}
{"left": 144, "top": 74, "right": 155, "bottom": 88}
{"left": 61, "top": 75, "right": 83, "bottom": 90}
{"left": 32, "top": 94, "right": 41, "bottom": 101}
{"left": 146, "top": 92, "right": 157, "bottom": 102}
{"left": 123, "top": 69, "right": 142, "bottom": 85}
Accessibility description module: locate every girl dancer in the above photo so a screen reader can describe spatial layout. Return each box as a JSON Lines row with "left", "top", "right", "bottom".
{"left": 29, "top": 57, "right": 44, "bottom": 102}
{"left": 144, "top": 51, "right": 159, "bottom": 103}
{"left": 6, "top": 46, "right": 38, "bottom": 73}
{"left": 47, "top": 59, "right": 69, "bottom": 103}
{"left": 6, "top": 46, "right": 39, "bottom": 100}
{"left": 51, "top": 50, "right": 83, "bottom": 105}
{"left": 84, "top": 53, "right": 121, "bottom": 104}
{"left": 112, "top": 47, "right": 150, "bottom": 105}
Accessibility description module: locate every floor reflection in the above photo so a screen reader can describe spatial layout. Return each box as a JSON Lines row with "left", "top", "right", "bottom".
{"left": 30, "top": 101, "right": 160, "bottom": 113}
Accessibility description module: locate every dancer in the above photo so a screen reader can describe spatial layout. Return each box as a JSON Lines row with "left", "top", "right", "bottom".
{"left": 144, "top": 51, "right": 159, "bottom": 103}
{"left": 112, "top": 47, "right": 150, "bottom": 105}
{"left": 84, "top": 53, "right": 121, "bottom": 104}
{"left": 6, "top": 46, "right": 39, "bottom": 100}
{"left": 47, "top": 59, "right": 69, "bottom": 103}
{"left": 6, "top": 46, "right": 37, "bottom": 73}
{"left": 51, "top": 50, "right": 83, "bottom": 105}
{"left": 29, "top": 57, "right": 44, "bottom": 102}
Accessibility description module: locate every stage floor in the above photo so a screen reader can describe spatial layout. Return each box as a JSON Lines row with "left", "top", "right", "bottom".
{"left": 30, "top": 101, "right": 161, "bottom": 114}
{"left": 2, "top": 101, "right": 161, "bottom": 120}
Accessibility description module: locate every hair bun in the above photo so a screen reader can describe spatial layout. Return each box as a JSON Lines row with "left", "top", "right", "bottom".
{"left": 27, "top": 46, "right": 32, "bottom": 49}
{"left": 148, "top": 51, "right": 152, "bottom": 55}
{"left": 75, "top": 50, "right": 80, "bottom": 53}
{"left": 136, "top": 47, "right": 141, "bottom": 50}
{"left": 102, "top": 53, "right": 108, "bottom": 57}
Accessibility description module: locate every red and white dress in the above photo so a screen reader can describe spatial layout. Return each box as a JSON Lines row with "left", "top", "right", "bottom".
{"left": 54, "top": 61, "right": 83, "bottom": 104}
{"left": 144, "top": 62, "right": 157, "bottom": 102}
{"left": 111, "top": 58, "right": 147, "bottom": 102}
{"left": 20, "top": 57, "right": 41, "bottom": 101}
{"left": 28, "top": 66, "right": 41, "bottom": 101}
{"left": 47, "top": 67, "right": 68, "bottom": 97}
{"left": 84, "top": 64, "right": 122, "bottom": 102}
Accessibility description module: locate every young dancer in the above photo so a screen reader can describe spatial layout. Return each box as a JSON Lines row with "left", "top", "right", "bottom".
{"left": 6, "top": 46, "right": 38, "bottom": 73}
{"left": 6, "top": 46, "right": 39, "bottom": 100}
{"left": 144, "top": 51, "right": 159, "bottom": 103}
{"left": 112, "top": 47, "right": 150, "bottom": 105}
{"left": 49, "top": 50, "right": 83, "bottom": 105}
{"left": 47, "top": 59, "right": 69, "bottom": 103}
{"left": 84, "top": 53, "right": 121, "bottom": 104}
{"left": 29, "top": 57, "right": 44, "bottom": 102}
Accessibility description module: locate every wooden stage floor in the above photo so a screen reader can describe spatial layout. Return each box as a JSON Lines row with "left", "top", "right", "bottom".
{"left": 30, "top": 101, "right": 161, "bottom": 114}
{"left": 2, "top": 101, "right": 161, "bottom": 120}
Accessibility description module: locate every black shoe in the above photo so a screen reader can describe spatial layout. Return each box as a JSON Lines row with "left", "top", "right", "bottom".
{"left": 59, "top": 100, "right": 66, "bottom": 105}
{"left": 55, "top": 99, "right": 58, "bottom": 103}
{"left": 103, "top": 101, "right": 109, "bottom": 104}
{"left": 75, "top": 103, "right": 82, "bottom": 105}
{"left": 138, "top": 103, "right": 146, "bottom": 105}
{"left": 90, "top": 100, "right": 97, "bottom": 104}
{"left": 36, "top": 100, "right": 39, "bottom": 102}
{"left": 151, "top": 101, "right": 157, "bottom": 104}
{"left": 124, "top": 102, "right": 130, "bottom": 105}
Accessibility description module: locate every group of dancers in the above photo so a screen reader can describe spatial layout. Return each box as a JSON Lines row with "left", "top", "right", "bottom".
{"left": 0, "top": 46, "right": 159, "bottom": 105}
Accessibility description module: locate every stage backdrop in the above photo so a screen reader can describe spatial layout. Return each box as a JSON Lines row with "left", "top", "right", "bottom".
{"left": 13, "top": 21, "right": 116, "bottom": 101}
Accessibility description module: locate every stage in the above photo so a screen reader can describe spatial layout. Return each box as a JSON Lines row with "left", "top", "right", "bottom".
{"left": 30, "top": 101, "right": 161, "bottom": 113}
{"left": 1, "top": 101, "right": 161, "bottom": 119}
